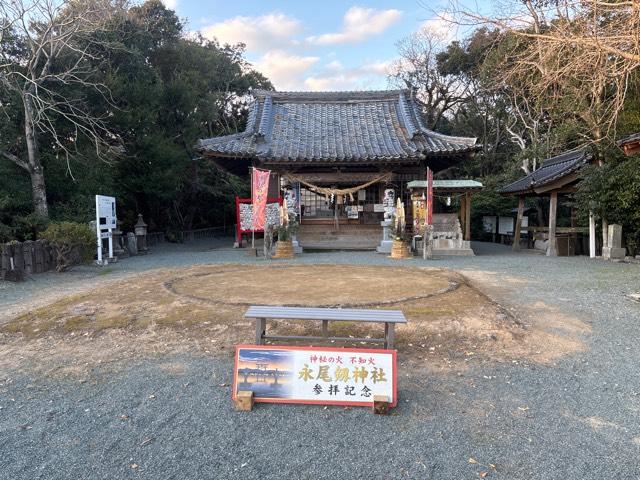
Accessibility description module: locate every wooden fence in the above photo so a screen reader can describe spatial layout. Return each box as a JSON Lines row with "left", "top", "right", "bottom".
{"left": 1, "top": 240, "right": 57, "bottom": 279}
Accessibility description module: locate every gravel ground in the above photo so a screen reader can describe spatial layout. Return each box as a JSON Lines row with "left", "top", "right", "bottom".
{"left": 1, "top": 240, "right": 639, "bottom": 479}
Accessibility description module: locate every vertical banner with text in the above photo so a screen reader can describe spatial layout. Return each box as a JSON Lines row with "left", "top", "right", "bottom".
{"left": 426, "top": 168, "right": 433, "bottom": 226}
{"left": 252, "top": 168, "right": 271, "bottom": 231}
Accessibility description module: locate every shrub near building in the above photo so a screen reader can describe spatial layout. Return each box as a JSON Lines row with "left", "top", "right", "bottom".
{"left": 39, "top": 222, "right": 95, "bottom": 272}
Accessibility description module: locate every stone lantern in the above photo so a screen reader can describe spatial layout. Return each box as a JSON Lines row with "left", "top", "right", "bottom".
{"left": 134, "top": 214, "right": 148, "bottom": 255}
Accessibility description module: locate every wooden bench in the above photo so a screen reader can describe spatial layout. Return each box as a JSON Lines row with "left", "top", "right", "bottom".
{"left": 245, "top": 305, "right": 407, "bottom": 349}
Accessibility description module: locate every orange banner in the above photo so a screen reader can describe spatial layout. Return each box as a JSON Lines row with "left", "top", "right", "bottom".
{"left": 252, "top": 168, "right": 271, "bottom": 230}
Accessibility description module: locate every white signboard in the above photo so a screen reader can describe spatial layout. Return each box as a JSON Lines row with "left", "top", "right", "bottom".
{"left": 233, "top": 346, "right": 397, "bottom": 407}
{"left": 373, "top": 204, "right": 385, "bottom": 213}
{"left": 95, "top": 195, "right": 117, "bottom": 264}
{"left": 499, "top": 216, "right": 514, "bottom": 235}
{"left": 96, "top": 195, "right": 116, "bottom": 229}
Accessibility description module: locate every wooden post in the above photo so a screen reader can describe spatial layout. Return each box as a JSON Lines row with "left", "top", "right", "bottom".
{"left": 235, "top": 391, "right": 254, "bottom": 411}
{"left": 464, "top": 193, "right": 471, "bottom": 242}
{"left": 547, "top": 192, "right": 558, "bottom": 256}
{"left": 589, "top": 212, "right": 596, "bottom": 258}
{"left": 255, "top": 318, "right": 266, "bottom": 345}
{"left": 459, "top": 194, "right": 466, "bottom": 238}
{"left": 372, "top": 395, "right": 390, "bottom": 414}
{"left": 513, "top": 196, "right": 525, "bottom": 251}
{"left": 384, "top": 322, "right": 395, "bottom": 349}
{"left": 602, "top": 218, "right": 608, "bottom": 253}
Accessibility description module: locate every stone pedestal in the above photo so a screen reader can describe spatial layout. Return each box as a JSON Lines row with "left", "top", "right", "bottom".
{"left": 291, "top": 235, "right": 303, "bottom": 254}
{"left": 602, "top": 224, "right": 625, "bottom": 260}
{"left": 376, "top": 220, "right": 394, "bottom": 254}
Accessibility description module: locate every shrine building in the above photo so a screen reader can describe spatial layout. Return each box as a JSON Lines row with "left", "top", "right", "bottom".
{"left": 197, "top": 90, "right": 481, "bottom": 250}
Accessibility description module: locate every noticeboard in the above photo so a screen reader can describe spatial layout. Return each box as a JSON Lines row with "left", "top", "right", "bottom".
{"left": 232, "top": 345, "right": 397, "bottom": 407}
{"left": 96, "top": 195, "right": 117, "bottom": 229}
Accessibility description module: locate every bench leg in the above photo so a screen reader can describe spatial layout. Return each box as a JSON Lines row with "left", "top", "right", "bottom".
{"left": 255, "top": 318, "right": 266, "bottom": 345}
{"left": 322, "top": 320, "right": 328, "bottom": 338}
{"left": 384, "top": 323, "right": 395, "bottom": 349}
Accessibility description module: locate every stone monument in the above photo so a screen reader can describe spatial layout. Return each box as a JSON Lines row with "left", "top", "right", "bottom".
{"left": 126, "top": 232, "right": 138, "bottom": 256}
{"left": 377, "top": 188, "right": 396, "bottom": 254}
{"left": 602, "top": 224, "right": 626, "bottom": 260}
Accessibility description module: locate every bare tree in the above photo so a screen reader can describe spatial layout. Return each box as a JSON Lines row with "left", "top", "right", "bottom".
{"left": 390, "top": 29, "right": 470, "bottom": 129}
{"left": 0, "top": 0, "right": 123, "bottom": 218}
{"left": 447, "top": 0, "right": 640, "bottom": 143}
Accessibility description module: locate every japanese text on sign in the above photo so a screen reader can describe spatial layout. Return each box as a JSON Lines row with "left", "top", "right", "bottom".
{"left": 232, "top": 346, "right": 396, "bottom": 407}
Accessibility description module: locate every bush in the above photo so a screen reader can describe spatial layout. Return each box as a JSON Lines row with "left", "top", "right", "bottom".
{"left": 39, "top": 222, "right": 95, "bottom": 272}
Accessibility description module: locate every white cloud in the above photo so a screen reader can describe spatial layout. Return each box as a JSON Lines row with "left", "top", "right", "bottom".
{"left": 255, "top": 50, "right": 319, "bottom": 91}
{"left": 201, "top": 13, "right": 303, "bottom": 52}
{"left": 303, "top": 60, "right": 392, "bottom": 91}
{"left": 307, "top": 7, "right": 403, "bottom": 46}
{"left": 161, "top": 0, "right": 178, "bottom": 9}
{"left": 420, "top": 12, "right": 458, "bottom": 43}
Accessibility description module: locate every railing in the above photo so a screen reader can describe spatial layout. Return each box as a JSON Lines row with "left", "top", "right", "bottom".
{"left": 177, "top": 226, "right": 233, "bottom": 242}
{"left": 145, "top": 225, "right": 235, "bottom": 245}
{"left": 522, "top": 226, "right": 589, "bottom": 234}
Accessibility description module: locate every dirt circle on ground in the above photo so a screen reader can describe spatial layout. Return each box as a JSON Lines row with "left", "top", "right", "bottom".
{"left": 165, "top": 264, "right": 457, "bottom": 307}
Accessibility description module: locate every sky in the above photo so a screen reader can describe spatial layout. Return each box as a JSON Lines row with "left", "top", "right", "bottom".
{"left": 160, "top": 0, "right": 481, "bottom": 92}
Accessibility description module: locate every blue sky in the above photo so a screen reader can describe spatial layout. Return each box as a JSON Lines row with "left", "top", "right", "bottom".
{"left": 161, "top": 0, "right": 477, "bottom": 91}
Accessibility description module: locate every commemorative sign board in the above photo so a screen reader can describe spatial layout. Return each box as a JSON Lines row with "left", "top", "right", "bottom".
{"left": 232, "top": 345, "right": 397, "bottom": 407}
{"left": 95, "top": 195, "right": 116, "bottom": 264}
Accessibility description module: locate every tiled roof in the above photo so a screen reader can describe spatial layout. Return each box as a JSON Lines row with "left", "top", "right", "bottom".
{"left": 500, "top": 148, "right": 592, "bottom": 195}
{"left": 197, "top": 90, "right": 478, "bottom": 165}
{"left": 617, "top": 132, "right": 640, "bottom": 146}
{"left": 407, "top": 179, "right": 484, "bottom": 190}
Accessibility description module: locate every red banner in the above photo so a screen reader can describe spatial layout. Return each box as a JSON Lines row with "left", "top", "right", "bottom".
{"left": 426, "top": 168, "right": 433, "bottom": 225}
{"left": 252, "top": 168, "right": 271, "bottom": 231}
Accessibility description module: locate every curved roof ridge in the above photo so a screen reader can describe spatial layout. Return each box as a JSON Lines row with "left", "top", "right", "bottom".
{"left": 397, "top": 92, "right": 420, "bottom": 139}
{"left": 256, "top": 95, "right": 273, "bottom": 138}
{"left": 252, "top": 89, "right": 408, "bottom": 101}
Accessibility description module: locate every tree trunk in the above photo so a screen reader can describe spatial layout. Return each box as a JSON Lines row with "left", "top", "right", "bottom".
{"left": 24, "top": 95, "right": 49, "bottom": 218}
{"left": 29, "top": 166, "right": 49, "bottom": 218}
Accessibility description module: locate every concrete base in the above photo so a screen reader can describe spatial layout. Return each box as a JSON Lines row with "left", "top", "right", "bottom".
{"left": 431, "top": 248, "right": 475, "bottom": 256}
{"left": 376, "top": 240, "right": 393, "bottom": 254}
{"left": 292, "top": 239, "right": 303, "bottom": 254}
{"left": 603, "top": 246, "right": 626, "bottom": 260}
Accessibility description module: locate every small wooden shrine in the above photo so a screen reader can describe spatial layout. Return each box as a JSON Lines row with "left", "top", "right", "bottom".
{"left": 500, "top": 148, "right": 593, "bottom": 256}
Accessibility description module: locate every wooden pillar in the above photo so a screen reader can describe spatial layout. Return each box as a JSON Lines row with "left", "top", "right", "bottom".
{"left": 547, "top": 192, "right": 558, "bottom": 257}
{"left": 464, "top": 192, "right": 471, "bottom": 242}
{"left": 602, "top": 218, "right": 608, "bottom": 252}
{"left": 513, "top": 195, "right": 525, "bottom": 251}
{"left": 589, "top": 212, "right": 596, "bottom": 258}
{"left": 459, "top": 194, "right": 466, "bottom": 236}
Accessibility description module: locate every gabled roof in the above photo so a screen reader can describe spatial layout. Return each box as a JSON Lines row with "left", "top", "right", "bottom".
{"left": 500, "top": 148, "right": 592, "bottom": 195}
{"left": 617, "top": 132, "right": 640, "bottom": 155}
{"left": 197, "top": 90, "right": 478, "bottom": 170}
{"left": 617, "top": 132, "right": 640, "bottom": 146}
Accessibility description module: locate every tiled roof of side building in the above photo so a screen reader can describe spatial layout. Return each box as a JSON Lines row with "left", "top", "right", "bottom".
{"left": 197, "top": 90, "right": 479, "bottom": 164}
{"left": 500, "top": 148, "right": 592, "bottom": 195}
{"left": 617, "top": 132, "right": 640, "bottom": 146}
